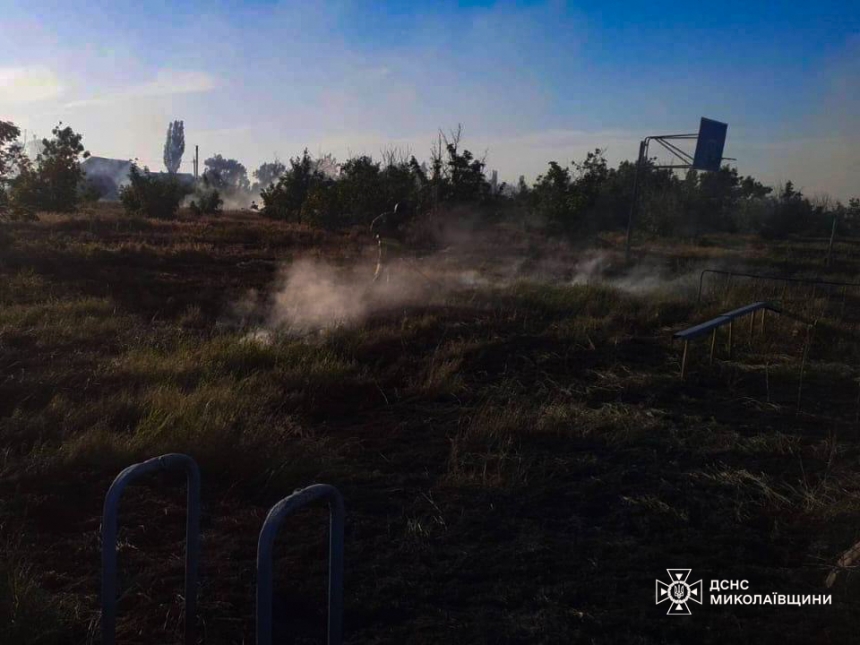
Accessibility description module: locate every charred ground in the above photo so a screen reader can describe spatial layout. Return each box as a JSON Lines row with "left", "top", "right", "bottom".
{"left": 2, "top": 206, "right": 860, "bottom": 644}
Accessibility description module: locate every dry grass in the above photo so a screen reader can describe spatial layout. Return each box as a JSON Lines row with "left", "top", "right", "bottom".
{"left": 2, "top": 207, "right": 860, "bottom": 643}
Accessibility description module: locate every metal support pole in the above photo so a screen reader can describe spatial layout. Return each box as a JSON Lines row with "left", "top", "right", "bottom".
{"left": 727, "top": 319, "right": 733, "bottom": 359}
{"left": 710, "top": 328, "right": 717, "bottom": 363}
{"left": 749, "top": 311, "right": 755, "bottom": 342}
{"left": 827, "top": 214, "right": 838, "bottom": 267}
{"left": 102, "top": 454, "right": 200, "bottom": 645}
{"left": 680, "top": 340, "right": 689, "bottom": 379}
{"left": 624, "top": 140, "right": 647, "bottom": 263}
{"left": 760, "top": 309, "right": 766, "bottom": 335}
{"left": 257, "top": 484, "right": 345, "bottom": 645}
{"left": 697, "top": 270, "right": 706, "bottom": 306}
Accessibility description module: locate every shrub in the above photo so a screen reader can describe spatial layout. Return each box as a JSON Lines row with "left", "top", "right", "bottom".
{"left": 9, "top": 123, "right": 90, "bottom": 214}
{"left": 0, "top": 120, "right": 24, "bottom": 220}
{"left": 119, "top": 164, "right": 189, "bottom": 219}
{"left": 261, "top": 149, "right": 327, "bottom": 222}
{"left": 252, "top": 160, "right": 286, "bottom": 192}
{"left": 203, "top": 154, "right": 249, "bottom": 198}
{"left": 189, "top": 185, "right": 223, "bottom": 216}
{"left": 81, "top": 174, "right": 118, "bottom": 201}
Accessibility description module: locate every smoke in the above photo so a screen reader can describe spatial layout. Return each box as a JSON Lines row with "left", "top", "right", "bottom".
{"left": 222, "top": 192, "right": 256, "bottom": 211}
{"left": 569, "top": 249, "right": 735, "bottom": 297}
{"left": 269, "top": 260, "right": 371, "bottom": 332}
{"left": 569, "top": 251, "right": 670, "bottom": 291}
{"left": 236, "top": 224, "right": 728, "bottom": 341}
{"left": 570, "top": 253, "right": 611, "bottom": 286}
{"left": 80, "top": 157, "right": 134, "bottom": 200}
{"left": 261, "top": 257, "right": 438, "bottom": 335}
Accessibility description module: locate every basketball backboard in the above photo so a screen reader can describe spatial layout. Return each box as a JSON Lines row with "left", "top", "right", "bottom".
{"left": 692, "top": 118, "right": 728, "bottom": 172}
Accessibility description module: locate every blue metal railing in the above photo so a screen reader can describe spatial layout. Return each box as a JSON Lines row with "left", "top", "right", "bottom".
{"left": 673, "top": 301, "right": 782, "bottom": 377}
{"left": 257, "top": 484, "right": 345, "bottom": 645}
{"left": 697, "top": 269, "right": 860, "bottom": 306}
{"left": 101, "top": 453, "right": 201, "bottom": 645}
{"left": 101, "top": 457, "right": 346, "bottom": 645}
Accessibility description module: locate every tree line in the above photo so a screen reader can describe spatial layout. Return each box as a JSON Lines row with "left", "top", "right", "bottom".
{"left": 1, "top": 119, "right": 857, "bottom": 241}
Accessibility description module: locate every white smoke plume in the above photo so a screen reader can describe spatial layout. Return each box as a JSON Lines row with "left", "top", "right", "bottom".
{"left": 237, "top": 224, "right": 738, "bottom": 340}
{"left": 263, "top": 257, "right": 438, "bottom": 334}
{"left": 568, "top": 248, "right": 745, "bottom": 297}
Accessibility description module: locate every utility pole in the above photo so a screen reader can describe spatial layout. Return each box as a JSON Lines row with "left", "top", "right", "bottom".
{"left": 193, "top": 145, "right": 199, "bottom": 180}
{"left": 625, "top": 140, "right": 647, "bottom": 263}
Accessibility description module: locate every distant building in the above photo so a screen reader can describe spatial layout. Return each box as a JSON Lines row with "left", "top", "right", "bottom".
{"left": 80, "top": 157, "right": 134, "bottom": 201}
{"left": 81, "top": 156, "right": 195, "bottom": 201}
{"left": 24, "top": 136, "right": 44, "bottom": 161}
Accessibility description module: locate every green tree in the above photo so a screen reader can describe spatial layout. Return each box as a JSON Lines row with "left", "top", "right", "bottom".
{"left": 252, "top": 160, "right": 287, "bottom": 192}
{"left": 731, "top": 174, "right": 773, "bottom": 233}
{"left": 203, "top": 154, "right": 250, "bottom": 195}
{"left": 846, "top": 198, "right": 860, "bottom": 235}
{"left": 337, "top": 155, "right": 383, "bottom": 224}
{"left": 569, "top": 149, "right": 608, "bottom": 227}
{"left": 11, "top": 123, "right": 90, "bottom": 213}
{"left": 120, "top": 163, "right": 189, "bottom": 219}
{"left": 444, "top": 143, "right": 489, "bottom": 204}
{"left": 532, "top": 161, "right": 574, "bottom": 231}
{"left": 0, "top": 121, "right": 21, "bottom": 178}
{"left": 0, "top": 120, "right": 23, "bottom": 219}
{"left": 163, "top": 120, "right": 185, "bottom": 174}
{"left": 759, "top": 181, "right": 817, "bottom": 238}
{"left": 260, "top": 149, "right": 327, "bottom": 222}
{"left": 691, "top": 166, "right": 740, "bottom": 233}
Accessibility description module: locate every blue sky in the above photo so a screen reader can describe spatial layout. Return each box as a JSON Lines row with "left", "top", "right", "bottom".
{"left": 1, "top": 0, "right": 858, "bottom": 198}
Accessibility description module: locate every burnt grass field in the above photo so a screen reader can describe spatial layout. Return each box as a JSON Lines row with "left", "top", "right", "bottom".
{"left": 3, "top": 205, "right": 860, "bottom": 644}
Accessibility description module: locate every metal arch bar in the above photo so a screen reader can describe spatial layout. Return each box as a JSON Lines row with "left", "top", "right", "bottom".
{"left": 652, "top": 137, "right": 694, "bottom": 164}
{"left": 101, "top": 453, "right": 201, "bottom": 645}
{"left": 649, "top": 133, "right": 698, "bottom": 140}
{"left": 257, "top": 484, "right": 345, "bottom": 645}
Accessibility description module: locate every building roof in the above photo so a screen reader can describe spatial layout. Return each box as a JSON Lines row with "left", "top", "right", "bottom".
{"left": 81, "top": 156, "right": 134, "bottom": 176}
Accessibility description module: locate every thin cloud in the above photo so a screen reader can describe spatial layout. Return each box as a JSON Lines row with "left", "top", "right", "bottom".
{"left": 0, "top": 66, "right": 64, "bottom": 104}
{"left": 64, "top": 70, "right": 220, "bottom": 109}
{"left": 196, "top": 124, "right": 259, "bottom": 137}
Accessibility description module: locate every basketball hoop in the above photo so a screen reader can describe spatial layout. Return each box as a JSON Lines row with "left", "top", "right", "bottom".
{"left": 624, "top": 117, "right": 730, "bottom": 261}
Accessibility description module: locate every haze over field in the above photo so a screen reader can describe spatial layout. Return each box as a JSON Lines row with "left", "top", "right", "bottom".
{"left": 6, "top": 3, "right": 860, "bottom": 642}
{"left": 1, "top": 0, "right": 858, "bottom": 199}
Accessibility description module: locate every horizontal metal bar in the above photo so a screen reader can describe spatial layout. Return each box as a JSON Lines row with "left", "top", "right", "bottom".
{"left": 674, "top": 302, "right": 780, "bottom": 340}
{"left": 703, "top": 269, "right": 860, "bottom": 290}
{"left": 721, "top": 302, "right": 780, "bottom": 318}
{"left": 650, "top": 133, "right": 698, "bottom": 140}
{"left": 673, "top": 315, "right": 730, "bottom": 339}
{"left": 697, "top": 269, "right": 860, "bottom": 305}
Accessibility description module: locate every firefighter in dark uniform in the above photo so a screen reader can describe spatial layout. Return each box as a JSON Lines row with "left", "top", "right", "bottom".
{"left": 370, "top": 203, "right": 405, "bottom": 282}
